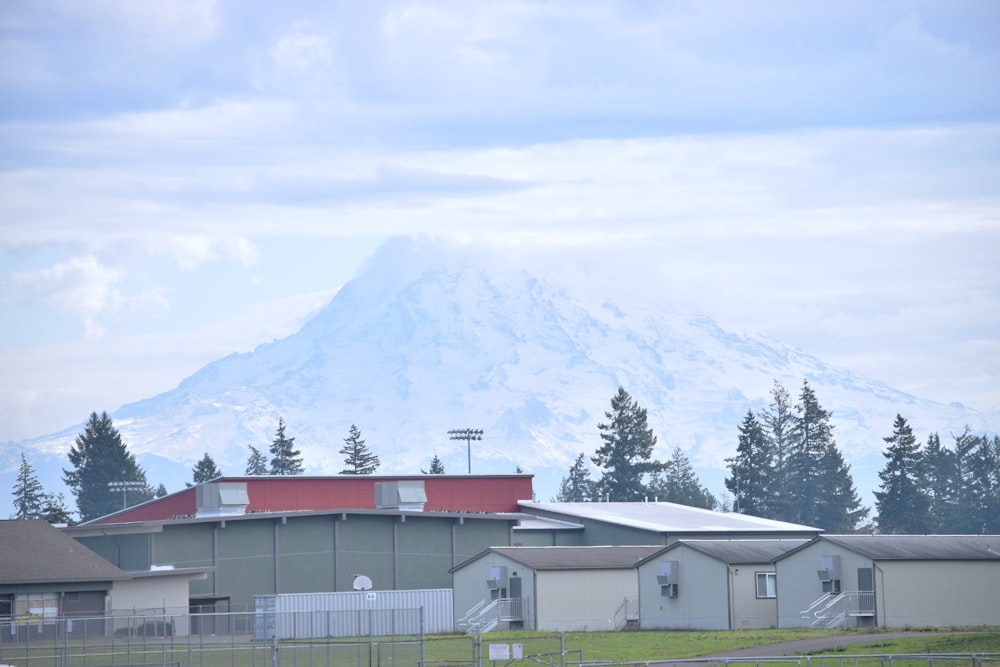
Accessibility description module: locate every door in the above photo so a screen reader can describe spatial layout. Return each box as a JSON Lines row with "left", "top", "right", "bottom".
{"left": 857, "top": 568, "right": 874, "bottom": 614}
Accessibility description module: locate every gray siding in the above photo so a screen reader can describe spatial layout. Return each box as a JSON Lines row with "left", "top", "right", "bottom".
{"left": 638, "top": 549, "right": 728, "bottom": 630}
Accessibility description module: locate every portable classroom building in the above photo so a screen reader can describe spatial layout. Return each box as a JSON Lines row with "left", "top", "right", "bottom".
{"left": 451, "top": 546, "right": 661, "bottom": 632}
{"left": 635, "top": 539, "right": 806, "bottom": 630}
{"left": 775, "top": 534, "right": 1000, "bottom": 628}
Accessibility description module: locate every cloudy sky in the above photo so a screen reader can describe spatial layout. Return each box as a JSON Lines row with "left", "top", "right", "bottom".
{"left": 1, "top": 0, "right": 998, "bottom": 444}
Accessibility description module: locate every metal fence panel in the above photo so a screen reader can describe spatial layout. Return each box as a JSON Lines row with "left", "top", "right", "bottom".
{"left": 254, "top": 589, "right": 453, "bottom": 639}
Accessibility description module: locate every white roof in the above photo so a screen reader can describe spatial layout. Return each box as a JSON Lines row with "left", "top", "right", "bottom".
{"left": 519, "top": 501, "right": 820, "bottom": 534}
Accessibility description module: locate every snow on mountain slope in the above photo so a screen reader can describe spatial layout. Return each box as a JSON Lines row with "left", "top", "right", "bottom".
{"left": 4, "top": 239, "right": 995, "bottom": 514}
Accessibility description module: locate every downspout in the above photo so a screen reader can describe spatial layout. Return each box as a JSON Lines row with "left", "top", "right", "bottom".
{"left": 727, "top": 565, "right": 736, "bottom": 630}
{"left": 873, "top": 561, "right": 884, "bottom": 627}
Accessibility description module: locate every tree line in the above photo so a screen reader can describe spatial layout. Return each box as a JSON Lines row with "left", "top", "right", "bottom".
{"left": 11, "top": 413, "right": 397, "bottom": 524}
{"left": 556, "top": 381, "right": 998, "bottom": 534}
{"left": 11, "top": 386, "right": 998, "bottom": 532}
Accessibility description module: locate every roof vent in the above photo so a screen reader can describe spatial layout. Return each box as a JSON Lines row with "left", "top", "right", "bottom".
{"left": 196, "top": 482, "right": 250, "bottom": 517}
{"left": 375, "top": 481, "right": 427, "bottom": 511}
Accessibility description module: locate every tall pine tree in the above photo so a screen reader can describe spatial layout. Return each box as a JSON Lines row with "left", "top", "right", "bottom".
{"left": 592, "top": 386, "right": 659, "bottom": 501}
{"left": 192, "top": 453, "right": 223, "bottom": 484}
{"left": 785, "top": 381, "right": 867, "bottom": 530}
{"left": 12, "top": 452, "right": 46, "bottom": 520}
{"left": 553, "top": 452, "right": 596, "bottom": 502}
{"left": 421, "top": 454, "right": 446, "bottom": 475}
{"left": 245, "top": 445, "right": 269, "bottom": 475}
{"left": 725, "top": 410, "right": 773, "bottom": 515}
{"left": 340, "top": 424, "right": 380, "bottom": 474}
{"left": 63, "top": 412, "right": 152, "bottom": 522}
{"left": 649, "top": 447, "right": 716, "bottom": 509}
{"left": 874, "top": 415, "right": 933, "bottom": 534}
{"left": 269, "top": 418, "right": 305, "bottom": 475}
{"left": 955, "top": 429, "right": 1000, "bottom": 534}
{"left": 758, "top": 381, "right": 796, "bottom": 521}
{"left": 923, "top": 432, "right": 958, "bottom": 532}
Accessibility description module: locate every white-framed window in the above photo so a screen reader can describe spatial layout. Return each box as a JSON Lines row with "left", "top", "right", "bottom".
{"left": 755, "top": 572, "right": 777, "bottom": 598}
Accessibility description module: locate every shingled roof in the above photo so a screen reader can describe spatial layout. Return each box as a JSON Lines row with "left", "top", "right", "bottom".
{"left": 0, "top": 520, "right": 129, "bottom": 585}
{"left": 816, "top": 534, "right": 1000, "bottom": 561}
{"left": 638, "top": 539, "right": 809, "bottom": 566}
{"left": 458, "top": 545, "right": 663, "bottom": 572}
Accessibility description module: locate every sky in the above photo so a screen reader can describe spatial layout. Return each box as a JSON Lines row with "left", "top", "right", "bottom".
{"left": 1, "top": 0, "right": 999, "bottom": 447}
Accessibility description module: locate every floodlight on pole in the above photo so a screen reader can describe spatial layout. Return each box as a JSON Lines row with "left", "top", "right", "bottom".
{"left": 448, "top": 428, "right": 483, "bottom": 474}
{"left": 107, "top": 480, "right": 146, "bottom": 510}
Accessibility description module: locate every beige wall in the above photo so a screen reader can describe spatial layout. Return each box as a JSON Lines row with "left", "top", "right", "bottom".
{"left": 877, "top": 560, "right": 1000, "bottom": 627}
{"left": 110, "top": 573, "right": 205, "bottom": 635}
{"left": 536, "top": 569, "right": 636, "bottom": 632}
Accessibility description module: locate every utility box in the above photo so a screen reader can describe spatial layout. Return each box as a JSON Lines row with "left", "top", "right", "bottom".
{"left": 487, "top": 565, "right": 507, "bottom": 591}
{"left": 657, "top": 561, "right": 679, "bottom": 597}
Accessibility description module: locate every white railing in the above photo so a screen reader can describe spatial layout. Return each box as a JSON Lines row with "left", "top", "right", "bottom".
{"left": 801, "top": 591, "right": 875, "bottom": 628}
{"left": 458, "top": 597, "right": 523, "bottom": 634}
{"left": 612, "top": 597, "right": 639, "bottom": 631}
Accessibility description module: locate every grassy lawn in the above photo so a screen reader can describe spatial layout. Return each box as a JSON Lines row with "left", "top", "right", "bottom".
{"left": 424, "top": 628, "right": 1000, "bottom": 664}
{"left": 2, "top": 628, "right": 997, "bottom": 667}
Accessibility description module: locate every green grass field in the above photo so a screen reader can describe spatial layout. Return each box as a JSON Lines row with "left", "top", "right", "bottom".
{"left": 2, "top": 628, "right": 997, "bottom": 667}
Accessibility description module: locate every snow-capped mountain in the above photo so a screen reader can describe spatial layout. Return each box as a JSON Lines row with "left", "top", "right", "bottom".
{"left": 4, "top": 238, "right": 995, "bottom": 515}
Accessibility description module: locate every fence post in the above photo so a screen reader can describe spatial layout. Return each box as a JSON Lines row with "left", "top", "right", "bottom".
{"left": 420, "top": 607, "right": 425, "bottom": 667}
{"left": 272, "top": 634, "right": 279, "bottom": 667}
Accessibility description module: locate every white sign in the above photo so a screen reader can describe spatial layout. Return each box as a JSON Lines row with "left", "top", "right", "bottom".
{"left": 512, "top": 643, "right": 523, "bottom": 659}
{"left": 488, "top": 643, "right": 510, "bottom": 661}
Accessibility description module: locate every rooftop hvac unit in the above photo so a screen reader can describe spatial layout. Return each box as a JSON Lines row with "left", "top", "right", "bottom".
{"left": 196, "top": 482, "right": 250, "bottom": 517}
{"left": 375, "top": 481, "right": 427, "bottom": 511}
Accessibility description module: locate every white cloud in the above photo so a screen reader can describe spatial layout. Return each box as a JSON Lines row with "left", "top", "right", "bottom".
{"left": 6, "top": 255, "right": 124, "bottom": 339}
{"left": 160, "top": 236, "right": 260, "bottom": 270}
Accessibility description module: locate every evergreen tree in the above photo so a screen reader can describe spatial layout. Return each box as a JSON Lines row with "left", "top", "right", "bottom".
{"left": 12, "top": 452, "right": 46, "bottom": 520}
{"left": 63, "top": 412, "right": 152, "bottom": 522}
{"left": 725, "top": 411, "right": 773, "bottom": 515}
{"left": 785, "top": 381, "right": 866, "bottom": 530}
{"left": 192, "top": 452, "right": 223, "bottom": 484}
{"left": 758, "top": 381, "right": 796, "bottom": 521}
{"left": 874, "top": 415, "right": 933, "bottom": 534}
{"left": 955, "top": 429, "right": 1000, "bottom": 534}
{"left": 340, "top": 424, "right": 379, "bottom": 474}
{"left": 421, "top": 454, "right": 446, "bottom": 475}
{"left": 923, "top": 432, "right": 958, "bottom": 533}
{"left": 814, "top": 440, "right": 869, "bottom": 532}
{"left": 39, "top": 492, "right": 74, "bottom": 525}
{"left": 649, "top": 447, "right": 717, "bottom": 509}
{"left": 269, "top": 418, "right": 305, "bottom": 475}
{"left": 553, "top": 452, "right": 596, "bottom": 502}
{"left": 245, "top": 445, "right": 269, "bottom": 475}
{"left": 155, "top": 483, "right": 168, "bottom": 498}
{"left": 592, "top": 386, "right": 659, "bottom": 501}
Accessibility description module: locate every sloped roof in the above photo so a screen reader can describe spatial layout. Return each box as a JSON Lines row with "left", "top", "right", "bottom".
{"left": 520, "top": 501, "right": 820, "bottom": 534}
{"left": 485, "top": 545, "right": 663, "bottom": 570}
{"left": 817, "top": 534, "right": 1000, "bottom": 561}
{"left": 0, "top": 520, "right": 129, "bottom": 585}
{"left": 640, "top": 539, "right": 809, "bottom": 566}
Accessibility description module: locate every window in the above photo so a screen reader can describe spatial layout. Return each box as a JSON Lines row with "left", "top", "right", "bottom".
{"left": 755, "top": 572, "right": 776, "bottom": 598}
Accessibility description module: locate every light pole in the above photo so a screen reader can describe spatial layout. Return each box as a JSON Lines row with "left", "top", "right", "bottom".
{"left": 107, "top": 481, "right": 146, "bottom": 510}
{"left": 448, "top": 429, "right": 483, "bottom": 474}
